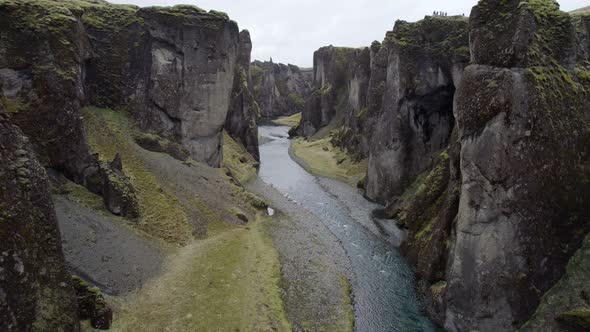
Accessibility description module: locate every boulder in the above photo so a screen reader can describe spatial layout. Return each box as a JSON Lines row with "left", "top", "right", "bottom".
{"left": 71, "top": 275, "right": 112, "bottom": 330}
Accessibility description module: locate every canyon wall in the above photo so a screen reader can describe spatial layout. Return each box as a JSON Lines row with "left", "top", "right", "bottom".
{"left": 251, "top": 60, "right": 312, "bottom": 118}
{"left": 297, "top": 1, "right": 590, "bottom": 330}
{"left": 0, "top": 0, "right": 249, "bottom": 170}
{"left": 445, "top": 0, "right": 590, "bottom": 330}
{"left": 0, "top": 110, "right": 80, "bottom": 332}
{"left": 297, "top": 46, "right": 370, "bottom": 139}
{"left": 225, "top": 30, "right": 260, "bottom": 161}
{"left": 0, "top": 1, "right": 256, "bottom": 330}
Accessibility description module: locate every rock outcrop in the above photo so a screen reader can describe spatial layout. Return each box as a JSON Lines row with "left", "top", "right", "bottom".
{"left": 0, "top": 111, "right": 79, "bottom": 332}
{"left": 225, "top": 30, "right": 260, "bottom": 161}
{"left": 444, "top": 1, "right": 590, "bottom": 330}
{"left": 251, "top": 60, "right": 312, "bottom": 118}
{"left": 72, "top": 275, "right": 112, "bottom": 330}
{"left": 0, "top": 0, "right": 95, "bottom": 183}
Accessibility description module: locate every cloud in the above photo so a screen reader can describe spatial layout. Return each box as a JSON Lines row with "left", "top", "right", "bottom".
{"left": 109, "top": 0, "right": 589, "bottom": 67}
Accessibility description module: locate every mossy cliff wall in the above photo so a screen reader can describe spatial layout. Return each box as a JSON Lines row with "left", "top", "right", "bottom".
{"left": 444, "top": 1, "right": 590, "bottom": 330}
{"left": 0, "top": 111, "right": 79, "bottom": 332}
{"left": 250, "top": 60, "right": 312, "bottom": 118}
{"left": 292, "top": 2, "right": 590, "bottom": 330}
{"left": 0, "top": 0, "right": 248, "bottom": 169}
{"left": 364, "top": 16, "right": 469, "bottom": 204}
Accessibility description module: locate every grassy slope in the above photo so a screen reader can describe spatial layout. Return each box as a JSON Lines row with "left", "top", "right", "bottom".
{"left": 83, "top": 107, "right": 193, "bottom": 244}
{"left": 290, "top": 136, "right": 367, "bottom": 187}
{"left": 81, "top": 107, "right": 290, "bottom": 330}
{"left": 112, "top": 214, "right": 290, "bottom": 332}
{"left": 222, "top": 131, "right": 258, "bottom": 184}
{"left": 272, "top": 112, "right": 302, "bottom": 127}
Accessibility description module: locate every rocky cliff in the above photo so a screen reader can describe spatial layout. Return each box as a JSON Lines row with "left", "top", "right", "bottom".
{"left": 251, "top": 60, "right": 312, "bottom": 118}
{"left": 297, "top": 46, "right": 370, "bottom": 139}
{"left": 0, "top": 1, "right": 259, "bottom": 329}
{"left": 294, "top": 1, "right": 590, "bottom": 330}
{"left": 364, "top": 17, "right": 469, "bottom": 203}
{"left": 445, "top": 1, "right": 590, "bottom": 330}
{"left": 225, "top": 30, "right": 260, "bottom": 161}
{"left": 0, "top": 0, "right": 247, "bottom": 169}
{"left": 0, "top": 111, "right": 80, "bottom": 332}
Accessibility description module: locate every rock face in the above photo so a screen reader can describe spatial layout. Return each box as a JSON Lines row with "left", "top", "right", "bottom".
{"left": 444, "top": 1, "right": 590, "bottom": 330}
{"left": 364, "top": 17, "right": 469, "bottom": 203}
{"left": 0, "top": 0, "right": 94, "bottom": 183}
{"left": 0, "top": 111, "right": 79, "bottom": 332}
{"left": 225, "top": 30, "right": 260, "bottom": 161}
{"left": 295, "top": 2, "right": 590, "bottom": 330}
{"left": 251, "top": 60, "right": 312, "bottom": 118}
{"left": 297, "top": 46, "right": 371, "bottom": 138}
{"left": 81, "top": 3, "right": 241, "bottom": 167}
{"left": 0, "top": 1, "right": 244, "bottom": 170}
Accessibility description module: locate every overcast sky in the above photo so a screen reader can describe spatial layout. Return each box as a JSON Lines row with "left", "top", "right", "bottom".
{"left": 109, "top": 0, "right": 588, "bottom": 67}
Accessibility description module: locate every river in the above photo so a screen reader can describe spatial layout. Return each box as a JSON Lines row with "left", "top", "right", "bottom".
{"left": 257, "top": 125, "right": 437, "bottom": 332}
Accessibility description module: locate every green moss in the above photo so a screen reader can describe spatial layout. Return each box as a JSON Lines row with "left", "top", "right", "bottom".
{"left": 287, "top": 93, "right": 305, "bottom": 108}
{"left": 339, "top": 277, "right": 355, "bottom": 331}
{"left": 430, "top": 281, "right": 447, "bottom": 298}
{"left": 556, "top": 308, "right": 590, "bottom": 329}
{"left": 291, "top": 136, "right": 367, "bottom": 187}
{"left": 317, "top": 83, "right": 333, "bottom": 96}
{"left": 63, "top": 179, "right": 105, "bottom": 212}
{"left": 0, "top": 97, "right": 27, "bottom": 113}
{"left": 82, "top": 107, "right": 193, "bottom": 244}
{"left": 222, "top": 131, "right": 258, "bottom": 184}
{"left": 357, "top": 107, "right": 368, "bottom": 123}
{"left": 207, "top": 9, "right": 229, "bottom": 20}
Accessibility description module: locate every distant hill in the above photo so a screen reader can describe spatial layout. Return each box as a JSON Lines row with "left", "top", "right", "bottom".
{"left": 570, "top": 5, "right": 590, "bottom": 14}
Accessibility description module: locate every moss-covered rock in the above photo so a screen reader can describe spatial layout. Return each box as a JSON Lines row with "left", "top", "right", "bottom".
{"left": 446, "top": 1, "right": 590, "bottom": 330}
{"left": 71, "top": 275, "right": 112, "bottom": 330}
{"left": 133, "top": 132, "right": 190, "bottom": 162}
{"left": 0, "top": 111, "right": 79, "bottom": 331}
{"left": 364, "top": 15, "right": 468, "bottom": 204}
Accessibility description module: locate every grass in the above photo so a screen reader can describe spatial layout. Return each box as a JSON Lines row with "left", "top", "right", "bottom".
{"left": 111, "top": 214, "right": 291, "bottom": 332}
{"left": 221, "top": 131, "right": 258, "bottom": 184}
{"left": 290, "top": 136, "right": 367, "bottom": 187}
{"left": 339, "top": 277, "right": 355, "bottom": 331}
{"left": 82, "top": 107, "right": 193, "bottom": 245}
{"left": 272, "top": 112, "right": 302, "bottom": 127}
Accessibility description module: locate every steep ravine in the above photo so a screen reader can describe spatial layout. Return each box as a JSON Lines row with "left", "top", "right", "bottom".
{"left": 251, "top": 125, "right": 436, "bottom": 331}
{"left": 290, "top": 1, "right": 590, "bottom": 331}
{"left": 2, "top": 0, "right": 590, "bottom": 331}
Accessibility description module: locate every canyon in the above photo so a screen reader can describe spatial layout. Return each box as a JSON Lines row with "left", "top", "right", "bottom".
{"left": 1, "top": 0, "right": 589, "bottom": 331}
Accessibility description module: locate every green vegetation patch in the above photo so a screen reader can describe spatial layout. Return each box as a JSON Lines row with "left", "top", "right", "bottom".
{"left": 82, "top": 107, "right": 193, "bottom": 245}
{"left": 291, "top": 135, "right": 367, "bottom": 187}
{"left": 272, "top": 112, "right": 302, "bottom": 127}
{"left": 222, "top": 131, "right": 258, "bottom": 184}
{"left": 112, "top": 214, "right": 291, "bottom": 331}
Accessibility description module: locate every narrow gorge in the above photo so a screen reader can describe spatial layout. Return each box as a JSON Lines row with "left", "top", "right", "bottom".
{"left": 1, "top": 0, "right": 589, "bottom": 331}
